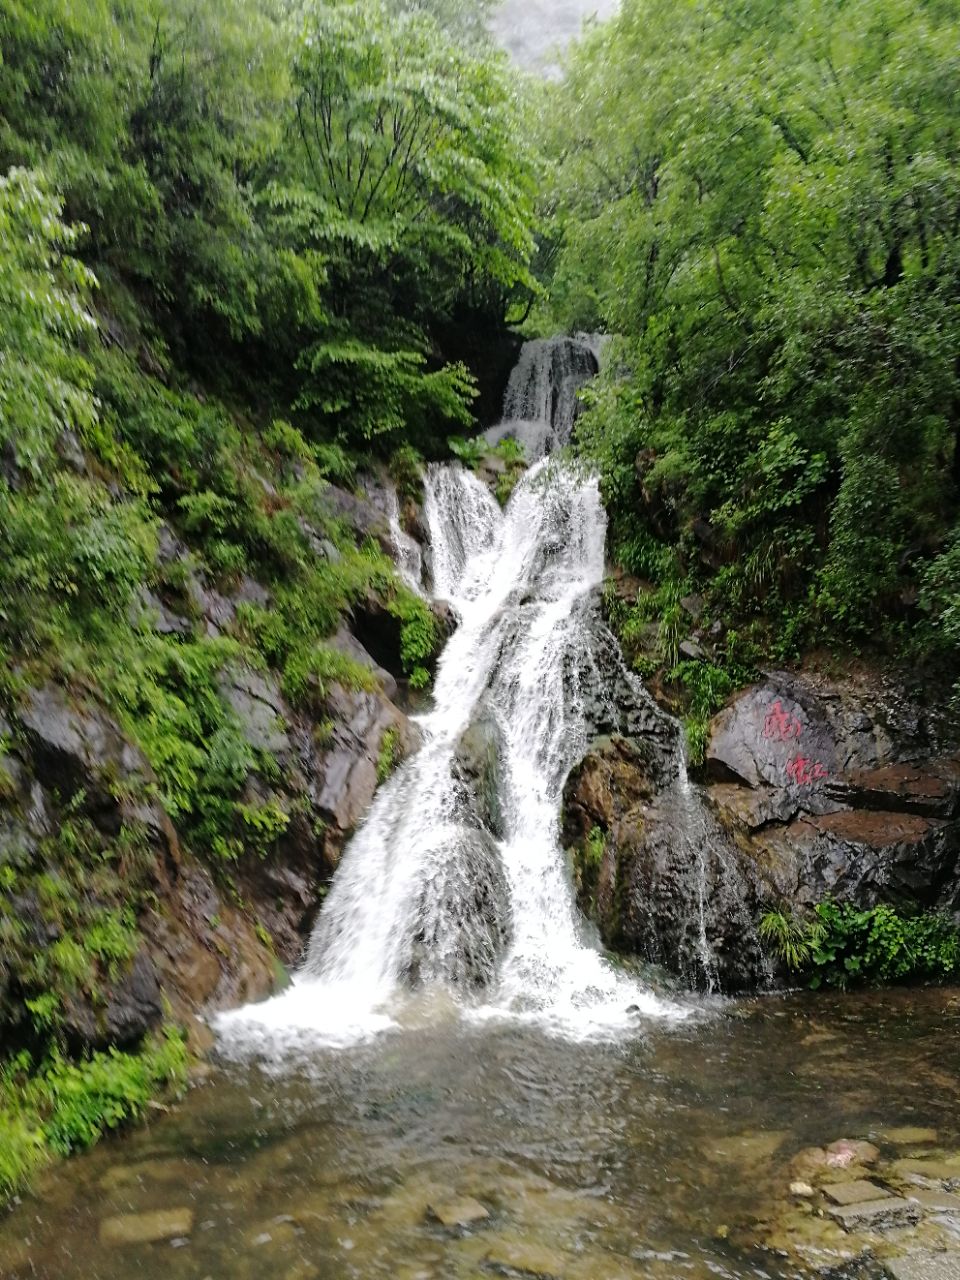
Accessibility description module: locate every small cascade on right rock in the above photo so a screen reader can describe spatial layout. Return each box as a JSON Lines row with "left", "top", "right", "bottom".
{"left": 563, "top": 722, "right": 770, "bottom": 994}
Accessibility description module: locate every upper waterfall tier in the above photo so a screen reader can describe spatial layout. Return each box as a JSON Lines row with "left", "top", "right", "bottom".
{"left": 485, "top": 335, "right": 598, "bottom": 458}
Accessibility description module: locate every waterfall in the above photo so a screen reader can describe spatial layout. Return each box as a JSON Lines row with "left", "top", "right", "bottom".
{"left": 484, "top": 336, "right": 598, "bottom": 458}
{"left": 384, "top": 487, "right": 424, "bottom": 594}
{"left": 217, "top": 337, "right": 689, "bottom": 1053}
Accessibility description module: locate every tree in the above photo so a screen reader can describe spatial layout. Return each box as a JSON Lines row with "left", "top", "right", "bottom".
{"left": 542, "top": 0, "right": 960, "bottom": 646}
{"left": 283, "top": 0, "right": 539, "bottom": 445}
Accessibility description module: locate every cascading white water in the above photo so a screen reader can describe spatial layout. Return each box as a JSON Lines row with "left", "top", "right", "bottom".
{"left": 217, "top": 338, "right": 687, "bottom": 1054}
{"left": 484, "top": 336, "right": 598, "bottom": 458}
{"left": 384, "top": 487, "right": 425, "bottom": 594}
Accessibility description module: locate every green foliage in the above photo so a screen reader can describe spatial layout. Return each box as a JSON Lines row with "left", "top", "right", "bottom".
{"left": 0, "top": 0, "right": 534, "bottom": 1200}
{"left": 282, "top": 643, "right": 377, "bottom": 708}
{"left": 376, "top": 727, "right": 402, "bottom": 784}
{"left": 281, "top": 0, "right": 537, "bottom": 448}
{"left": 585, "top": 825, "right": 606, "bottom": 870}
{"left": 448, "top": 435, "right": 489, "bottom": 469}
{"left": 0, "top": 168, "right": 97, "bottom": 475}
{"left": 761, "top": 902, "right": 960, "bottom": 990}
{"left": 389, "top": 445, "right": 426, "bottom": 504}
{"left": 0, "top": 811, "right": 150, "bottom": 1040}
{"left": 492, "top": 435, "right": 527, "bottom": 505}
{"left": 668, "top": 661, "right": 737, "bottom": 766}
{"left": 387, "top": 588, "right": 440, "bottom": 686}
{"left": 0, "top": 1028, "right": 187, "bottom": 1199}
{"left": 237, "top": 800, "right": 290, "bottom": 859}
{"left": 447, "top": 433, "right": 527, "bottom": 503}
{"left": 545, "top": 0, "right": 960, "bottom": 661}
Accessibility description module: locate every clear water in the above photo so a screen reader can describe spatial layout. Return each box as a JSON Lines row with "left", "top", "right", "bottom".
{"left": 4, "top": 988, "right": 959, "bottom": 1279}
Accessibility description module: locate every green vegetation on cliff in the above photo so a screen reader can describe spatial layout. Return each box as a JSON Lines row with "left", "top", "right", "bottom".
{"left": 538, "top": 0, "right": 960, "bottom": 699}
{"left": 0, "top": 0, "right": 538, "bottom": 1194}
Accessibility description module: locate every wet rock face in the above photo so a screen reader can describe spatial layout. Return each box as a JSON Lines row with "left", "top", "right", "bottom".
{"left": 61, "top": 950, "right": 163, "bottom": 1052}
{"left": 704, "top": 671, "right": 960, "bottom": 931}
{"left": 562, "top": 737, "right": 766, "bottom": 991}
{"left": 2, "top": 616, "right": 420, "bottom": 1052}
{"left": 562, "top": 667, "right": 959, "bottom": 992}
{"left": 408, "top": 826, "right": 513, "bottom": 990}
{"left": 452, "top": 711, "right": 507, "bottom": 840}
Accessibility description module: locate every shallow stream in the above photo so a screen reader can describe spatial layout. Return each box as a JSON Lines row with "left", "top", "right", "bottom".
{"left": 3, "top": 987, "right": 959, "bottom": 1279}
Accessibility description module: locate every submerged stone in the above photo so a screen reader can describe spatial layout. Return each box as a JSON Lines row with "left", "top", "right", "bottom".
{"left": 427, "top": 1196, "right": 490, "bottom": 1228}
{"left": 885, "top": 1252, "right": 960, "bottom": 1280}
{"left": 99, "top": 1208, "right": 194, "bottom": 1246}
{"left": 827, "top": 1197, "right": 920, "bottom": 1232}
{"left": 824, "top": 1179, "right": 892, "bottom": 1205}
{"left": 894, "top": 1156, "right": 960, "bottom": 1186}
{"left": 483, "top": 1237, "right": 569, "bottom": 1277}
{"left": 826, "top": 1139, "right": 880, "bottom": 1168}
{"left": 880, "top": 1127, "right": 940, "bottom": 1147}
{"left": 906, "top": 1188, "right": 960, "bottom": 1214}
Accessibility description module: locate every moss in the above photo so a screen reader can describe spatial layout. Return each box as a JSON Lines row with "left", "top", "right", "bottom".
{"left": 376, "top": 726, "right": 402, "bottom": 784}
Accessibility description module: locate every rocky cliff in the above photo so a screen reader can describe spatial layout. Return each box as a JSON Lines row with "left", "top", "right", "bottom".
{"left": 563, "top": 668, "right": 960, "bottom": 991}
{"left": 0, "top": 481, "right": 431, "bottom": 1057}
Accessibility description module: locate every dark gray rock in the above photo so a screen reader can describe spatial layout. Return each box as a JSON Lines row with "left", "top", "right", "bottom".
{"left": 824, "top": 1180, "right": 891, "bottom": 1205}
{"left": 312, "top": 685, "right": 420, "bottom": 865}
{"left": 219, "top": 667, "right": 291, "bottom": 757}
{"left": 679, "top": 637, "right": 706, "bottom": 661}
{"left": 406, "top": 826, "right": 512, "bottom": 989}
{"left": 18, "top": 683, "right": 152, "bottom": 800}
{"left": 62, "top": 950, "right": 164, "bottom": 1050}
{"left": 562, "top": 736, "right": 766, "bottom": 991}
{"left": 234, "top": 575, "right": 271, "bottom": 609}
{"left": 452, "top": 711, "right": 506, "bottom": 840}
{"left": 885, "top": 1253, "right": 960, "bottom": 1280}
{"left": 827, "top": 1196, "right": 921, "bottom": 1231}
{"left": 329, "top": 626, "right": 398, "bottom": 700}
{"left": 132, "top": 587, "right": 193, "bottom": 637}
{"left": 320, "top": 482, "right": 392, "bottom": 551}
{"left": 56, "top": 429, "right": 87, "bottom": 474}
{"left": 706, "top": 679, "right": 841, "bottom": 794}
{"left": 703, "top": 673, "right": 960, "bottom": 932}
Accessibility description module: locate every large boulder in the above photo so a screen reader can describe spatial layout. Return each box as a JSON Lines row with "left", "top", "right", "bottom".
{"left": 61, "top": 950, "right": 163, "bottom": 1051}
{"left": 406, "top": 826, "right": 512, "bottom": 990}
{"left": 562, "top": 736, "right": 765, "bottom": 991}
{"left": 703, "top": 672, "right": 960, "bottom": 924}
{"left": 452, "top": 710, "right": 507, "bottom": 840}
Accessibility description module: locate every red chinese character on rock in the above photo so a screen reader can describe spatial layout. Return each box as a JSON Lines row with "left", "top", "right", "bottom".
{"left": 763, "top": 700, "right": 803, "bottom": 742}
{"left": 786, "top": 754, "right": 813, "bottom": 785}
{"left": 786, "top": 754, "right": 830, "bottom": 786}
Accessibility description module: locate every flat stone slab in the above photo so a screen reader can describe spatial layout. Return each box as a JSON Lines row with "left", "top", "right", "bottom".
{"left": 881, "top": 1127, "right": 939, "bottom": 1147}
{"left": 427, "top": 1197, "right": 490, "bottom": 1228}
{"left": 484, "top": 1240, "right": 568, "bottom": 1277}
{"left": 99, "top": 1208, "right": 194, "bottom": 1246}
{"left": 907, "top": 1188, "right": 960, "bottom": 1214}
{"left": 895, "top": 1157, "right": 960, "bottom": 1186}
{"left": 827, "top": 1197, "right": 921, "bottom": 1232}
{"left": 824, "top": 1179, "right": 892, "bottom": 1206}
{"left": 886, "top": 1250, "right": 960, "bottom": 1280}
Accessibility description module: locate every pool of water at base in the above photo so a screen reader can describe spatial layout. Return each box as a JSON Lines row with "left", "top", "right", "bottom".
{"left": 2, "top": 986, "right": 959, "bottom": 1280}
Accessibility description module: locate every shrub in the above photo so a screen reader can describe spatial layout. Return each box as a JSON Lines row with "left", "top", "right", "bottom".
{"left": 760, "top": 901, "right": 960, "bottom": 989}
